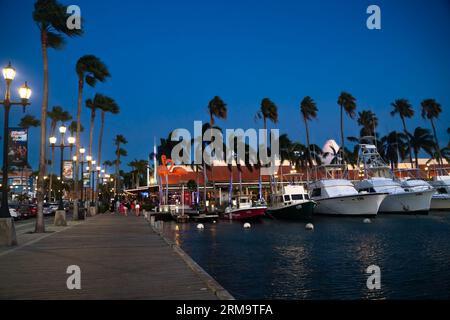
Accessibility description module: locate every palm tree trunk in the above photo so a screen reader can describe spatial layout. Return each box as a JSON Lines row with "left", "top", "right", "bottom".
{"left": 35, "top": 31, "right": 48, "bottom": 233}
{"left": 95, "top": 112, "right": 105, "bottom": 210}
{"left": 203, "top": 164, "right": 207, "bottom": 212}
{"left": 89, "top": 109, "right": 95, "bottom": 157}
{"left": 340, "top": 105, "right": 345, "bottom": 164}
{"left": 73, "top": 77, "right": 84, "bottom": 220}
{"left": 195, "top": 165, "right": 199, "bottom": 205}
{"left": 401, "top": 116, "right": 414, "bottom": 168}
{"left": 259, "top": 118, "right": 267, "bottom": 200}
{"left": 414, "top": 148, "right": 419, "bottom": 170}
{"left": 115, "top": 149, "right": 120, "bottom": 197}
{"left": 430, "top": 119, "right": 443, "bottom": 168}
{"left": 304, "top": 116, "right": 311, "bottom": 182}
{"left": 48, "top": 146, "right": 55, "bottom": 201}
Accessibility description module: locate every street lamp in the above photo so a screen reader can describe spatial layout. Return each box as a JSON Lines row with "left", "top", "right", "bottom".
{"left": 0, "top": 62, "right": 31, "bottom": 223}
{"left": 79, "top": 148, "right": 86, "bottom": 204}
{"left": 53, "top": 125, "right": 74, "bottom": 211}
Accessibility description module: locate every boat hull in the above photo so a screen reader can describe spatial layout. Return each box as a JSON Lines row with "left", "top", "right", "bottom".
{"left": 379, "top": 190, "right": 434, "bottom": 214}
{"left": 267, "top": 201, "right": 315, "bottom": 220}
{"left": 314, "top": 193, "right": 386, "bottom": 216}
{"left": 430, "top": 195, "right": 450, "bottom": 211}
{"left": 223, "top": 207, "right": 267, "bottom": 221}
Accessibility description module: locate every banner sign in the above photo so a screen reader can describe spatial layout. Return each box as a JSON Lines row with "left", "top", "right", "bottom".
{"left": 8, "top": 128, "right": 28, "bottom": 167}
{"left": 83, "top": 172, "right": 91, "bottom": 187}
{"left": 63, "top": 161, "right": 73, "bottom": 180}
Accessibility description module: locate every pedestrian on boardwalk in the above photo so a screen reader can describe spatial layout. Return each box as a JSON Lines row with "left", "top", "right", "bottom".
{"left": 135, "top": 202, "right": 140, "bottom": 217}
{"left": 115, "top": 199, "right": 120, "bottom": 214}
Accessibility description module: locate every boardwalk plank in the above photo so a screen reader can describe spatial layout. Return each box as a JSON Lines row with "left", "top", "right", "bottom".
{"left": 0, "top": 215, "right": 219, "bottom": 300}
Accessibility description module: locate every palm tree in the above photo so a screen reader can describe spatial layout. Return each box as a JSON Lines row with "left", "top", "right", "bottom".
{"left": 255, "top": 98, "right": 278, "bottom": 135}
{"left": 33, "top": 0, "right": 82, "bottom": 233}
{"left": 47, "top": 106, "right": 71, "bottom": 201}
{"left": 337, "top": 92, "right": 357, "bottom": 162}
{"left": 73, "top": 55, "right": 110, "bottom": 219}
{"left": 207, "top": 96, "right": 227, "bottom": 126}
{"left": 128, "top": 159, "right": 148, "bottom": 188}
{"left": 357, "top": 110, "right": 378, "bottom": 138}
{"left": 255, "top": 98, "right": 278, "bottom": 197}
{"left": 68, "top": 120, "right": 84, "bottom": 136}
{"left": 19, "top": 115, "right": 40, "bottom": 129}
{"left": 379, "top": 131, "right": 408, "bottom": 170}
{"left": 18, "top": 115, "right": 40, "bottom": 194}
{"left": 85, "top": 95, "right": 99, "bottom": 157}
{"left": 206, "top": 96, "right": 227, "bottom": 208}
{"left": 103, "top": 160, "right": 114, "bottom": 172}
{"left": 95, "top": 95, "right": 119, "bottom": 205}
{"left": 114, "top": 135, "right": 128, "bottom": 196}
{"left": 300, "top": 96, "right": 318, "bottom": 170}
{"left": 68, "top": 121, "right": 83, "bottom": 159}
{"left": 391, "top": 99, "right": 415, "bottom": 168}
{"left": 421, "top": 99, "right": 443, "bottom": 167}
{"left": 409, "top": 127, "right": 435, "bottom": 169}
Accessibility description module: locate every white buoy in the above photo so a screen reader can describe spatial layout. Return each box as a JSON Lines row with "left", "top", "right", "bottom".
{"left": 197, "top": 223, "right": 205, "bottom": 230}
{"left": 364, "top": 218, "right": 372, "bottom": 224}
{"left": 305, "top": 223, "right": 314, "bottom": 231}
{"left": 243, "top": 223, "right": 251, "bottom": 229}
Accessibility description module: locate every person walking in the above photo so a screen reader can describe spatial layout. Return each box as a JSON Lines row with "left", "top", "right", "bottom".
{"left": 135, "top": 201, "right": 140, "bottom": 217}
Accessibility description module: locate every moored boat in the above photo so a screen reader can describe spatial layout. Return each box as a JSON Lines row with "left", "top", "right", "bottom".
{"left": 356, "top": 177, "right": 434, "bottom": 214}
{"left": 430, "top": 175, "right": 450, "bottom": 210}
{"left": 355, "top": 143, "right": 434, "bottom": 214}
{"left": 266, "top": 185, "right": 315, "bottom": 220}
{"left": 309, "top": 179, "right": 387, "bottom": 216}
{"left": 223, "top": 196, "right": 267, "bottom": 221}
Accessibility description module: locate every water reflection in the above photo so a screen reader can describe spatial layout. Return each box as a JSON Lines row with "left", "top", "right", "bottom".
{"left": 162, "top": 213, "right": 450, "bottom": 299}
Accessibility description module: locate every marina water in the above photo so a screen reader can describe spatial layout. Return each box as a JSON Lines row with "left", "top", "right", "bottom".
{"left": 161, "top": 212, "right": 450, "bottom": 299}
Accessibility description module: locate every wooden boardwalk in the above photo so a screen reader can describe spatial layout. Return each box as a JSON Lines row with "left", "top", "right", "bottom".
{"left": 0, "top": 214, "right": 229, "bottom": 300}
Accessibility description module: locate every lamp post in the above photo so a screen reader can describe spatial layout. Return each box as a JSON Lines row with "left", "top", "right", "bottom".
{"left": 90, "top": 160, "right": 97, "bottom": 206}
{"left": 93, "top": 166, "right": 101, "bottom": 206}
{"left": 48, "top": 136, "right": 57, "bottom": 201}
{"left": 54, "top": 125, "right": 75, "bottom": 210}
{"left": 0, "top": 62, "right": 31, "bottom": 246}
{"left": 0, "top": 63, "right": 31, "bottom": 218}
{"left": 79, "top": 148, "right": 86, "bottom": 205}
{"left": 85, "top": 155, "right": 92, "bottom": 206}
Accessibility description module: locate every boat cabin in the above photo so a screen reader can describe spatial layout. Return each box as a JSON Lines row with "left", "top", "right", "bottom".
{"left": 309, "top": 179, "right": 358, "bottom": 199}
{"left": 271, "top": 185, "right": 310, "bottom": 206}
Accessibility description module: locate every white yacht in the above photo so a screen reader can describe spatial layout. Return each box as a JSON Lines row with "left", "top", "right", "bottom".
{"left": 429, "top": 175, "right": 450, "bottom": 210}
{"left": 309, "top": 179, "right": 387, "bottom": 216}
{"left": 354, "top": 144, "right": 434, "bottom": 214}
{"left": 356, "top": 178, "right": 434, "bottom": 214}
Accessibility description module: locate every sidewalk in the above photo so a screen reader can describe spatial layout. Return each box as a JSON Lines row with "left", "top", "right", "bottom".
{"left": 0, "top": 214, "right": 225, "bottom": 300}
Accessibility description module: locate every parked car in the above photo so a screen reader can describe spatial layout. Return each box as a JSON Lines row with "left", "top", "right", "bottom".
{"left": 19, "top": 205, "right": 37, "bottom": 219}
{"left": 43, "top": 204, "right": 53, "bottom": 216}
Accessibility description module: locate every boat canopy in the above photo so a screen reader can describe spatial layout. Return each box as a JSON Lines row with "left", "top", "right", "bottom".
{"left": 355, "top": 178, "right": 404, "bottom": 194}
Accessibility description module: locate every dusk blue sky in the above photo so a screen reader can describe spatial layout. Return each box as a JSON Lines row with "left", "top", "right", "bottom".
{"left": 1, "top": 0, "right": 449, "bottom": 171}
